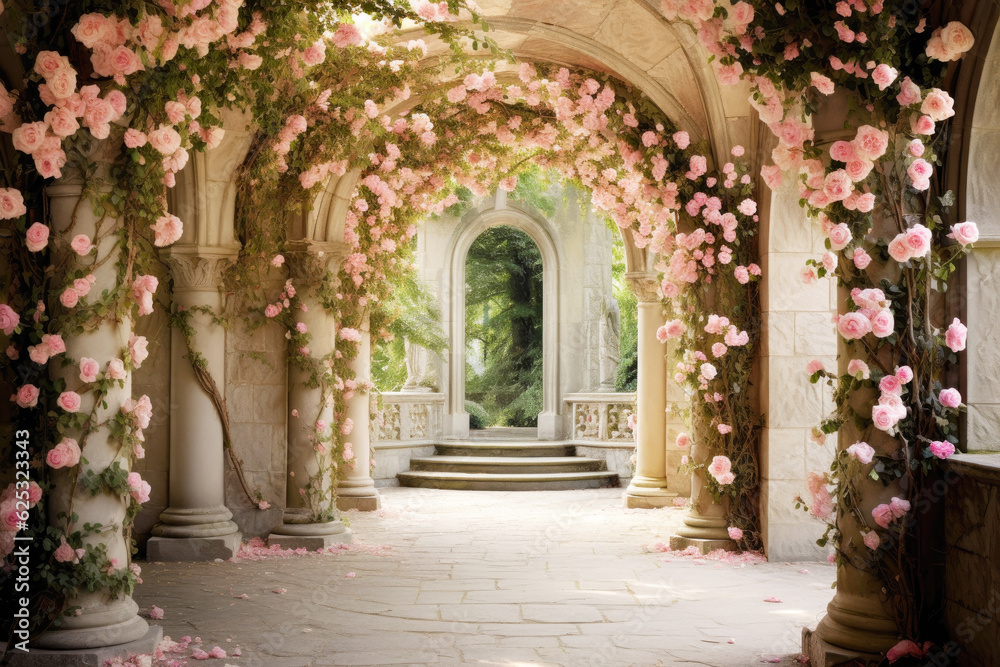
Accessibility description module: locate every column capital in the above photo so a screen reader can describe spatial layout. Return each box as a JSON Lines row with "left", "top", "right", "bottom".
{"left": 286, "top": 239, "right": 349, "bottom": 284}
{"left": 162, "top": 244, "right": 240, "bottom": 291}
{"left": 625, "top": 271, "right": 661, "bottom": 303}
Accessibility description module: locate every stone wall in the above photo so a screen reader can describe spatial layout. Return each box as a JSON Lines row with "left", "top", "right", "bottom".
{"left": 943, "top": 454, "right": 1000, "bottom": 665}
{"left": 759, "top": 177, "right": 838, "bottom": 560}
{"left": 133, "top": 263, "right": 172, "bottom": 549}
{"left": 223, "top": 321, "right": 288, "bottom": 537}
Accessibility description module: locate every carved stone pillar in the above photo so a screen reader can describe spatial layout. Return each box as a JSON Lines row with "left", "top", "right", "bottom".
{"left": 32, "top": 180, "right": 158, "bottom": 654}
{"left": 268, "top": 241, "right": 351, "bottom": 549}
{"left": 336, "top": 313, "right": 380, "bottom": 511}
{"left": 147, "top": 246, "right": 241, "bottom": 561}
{"left": 623, "top": 274, "right": 675, "bottom": 508}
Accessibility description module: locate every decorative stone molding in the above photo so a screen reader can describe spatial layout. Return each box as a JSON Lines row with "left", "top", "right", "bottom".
{"left": 162, "top": 246, "right": 239, "bottom": 291}
{"left": 373, "top": 392, "right": 446, "bottom": 445}
{"left": 564, "top": 392, "right": 636, "bottom": 445}
{"left": 286, "top": 239, "right": 348, "bottom": 285}
{"left": 625, "top": 271, "right": 661, "bottom": 303}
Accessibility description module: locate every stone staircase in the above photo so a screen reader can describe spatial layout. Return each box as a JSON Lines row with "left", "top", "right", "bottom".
{"left": 397, "top": 429, "right": 619, "bottom": 491}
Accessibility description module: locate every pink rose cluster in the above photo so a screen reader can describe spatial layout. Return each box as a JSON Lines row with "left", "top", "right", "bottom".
{"left": 806, "top": 472, "right": 834, "bottom": 521}
{"left": 46, "top": 437, "right": 82, "bottom": 469}
{"left": 707, "top": 455, "right": 735, "bottom": 486}
{"left": 27, "top": 333, "right": 66, "bottom": 365}
{"left": 837, "top": 288, "right": 894, "bottom": 340}
{"left": 131, "top": 275, "right": 159, "bottom": 317}
{"left": 925, "top": 21, "right": 975, "bottom": 62}
{"left": 59, "top": 273, "right": 97, "bottom": 309}
{"left": 1, "top": 482, "right": 44, "bottom": 556}
{"left": 872, "top": 497, "right": 911, "bottom": 529}
{"left": 127, "top": 471, "right": 151, "bottom": 504}
{"left": 0, "top": 303, "right": 20, "bottom": 336}
{"left": 871, "top": 366, "right": 913, "bottom": 434}
{"left": 0, "top": 187, "right": 27, "bottom": 220}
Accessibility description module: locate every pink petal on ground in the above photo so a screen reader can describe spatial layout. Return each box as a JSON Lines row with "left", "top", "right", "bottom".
{"left": 149, "top": 605, "right": 164, "bottom": 619}
{"left": 273, "top": 588, "right": 287, "bottom": 594}
{"left": 345, "top": 572, "right": 356, "bottom": 578}
{"left": 763, "top": 596, "right": 782, "bottom": 603}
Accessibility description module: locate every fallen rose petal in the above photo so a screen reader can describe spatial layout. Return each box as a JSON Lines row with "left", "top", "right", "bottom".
{"left": 346, "top": 572, "right": 356, "bottom": 578}
{"left": 273, "top": 588, "right": 287, "bottom": 594}
{"left": 763, "top": 596, "right": 782, "bottom": 603}
{"left": 149, "top": 605, "right": 164, "bottom": 619}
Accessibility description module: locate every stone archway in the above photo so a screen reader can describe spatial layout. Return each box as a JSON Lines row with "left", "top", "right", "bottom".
{"left": 444, "top": 198, "right": 563, "bottom": 439}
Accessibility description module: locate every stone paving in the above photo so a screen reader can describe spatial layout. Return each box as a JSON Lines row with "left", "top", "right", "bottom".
{"left": 134, "top": 488, "right": 835, "bottom": 666}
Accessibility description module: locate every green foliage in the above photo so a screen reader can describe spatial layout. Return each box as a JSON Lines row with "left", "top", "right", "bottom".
{"left": 465, "top": 226, "right": 543, "bottom": 427}
{"left": 465, "top": 400, "right": 490, "bottom": 430}
{"left": 609, "top": 227, "right": 638, "bottom": 392}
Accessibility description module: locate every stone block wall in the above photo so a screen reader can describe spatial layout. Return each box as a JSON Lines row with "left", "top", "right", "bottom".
{"left": 759, "top": 177, "right": 838, "bottom": 561}
{"left": 224, "top": 321, "right": 289, "bottom": 537}
{"left": 943, "top": 454, "right": 1000, "bottom": 666}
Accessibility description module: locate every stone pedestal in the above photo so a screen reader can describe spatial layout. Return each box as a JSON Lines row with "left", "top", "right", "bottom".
{"left": 16, "top": 626, "right": 163, "bottom": 666}
{"left": 337, "top": 315, "right": 380, "bottom": 511}
{"left": 150, "top": 247, "right": 241, "bottom": 561}
{"left": 270, "top": 242, "right": 351, "bottom": 544}
{"left": 671, "top": 438, "right": 733, "bottom": 552}
{"left": 624, "top": 278, "right": 674, "bottom": 508}
{"left": 33, "top": 182, "right": 149, "bottom": 650}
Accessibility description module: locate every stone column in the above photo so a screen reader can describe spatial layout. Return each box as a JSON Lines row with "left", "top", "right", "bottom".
{"left": 146, "top": 246, "right": 241, "bottom": 561}
{"left": 623, "top": 275, "right": 674, "bottom": 508}
{"left": 670, "top": 436, "right": 734, "bottom": 552}
{"left": 268, "top": 241, "right": 351, "bottom": 549}
{"left": 337, "top": 313, "right": 380, "bottom": 511}
{"left": 33, "top": 181, "right": 158, "bottom": 653}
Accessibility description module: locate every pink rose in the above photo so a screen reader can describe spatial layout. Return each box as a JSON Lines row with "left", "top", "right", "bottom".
{"left": 855, "top": 193, "right": 876, "bottom": 213}
{"left": 938, "top": 388, "right": 961, "bottom": 408}
{"left": 829, "top": 141, "right": 856, "bottom": 163}
{"left": 929, "top": 440, "right": 956, "bottom": 459}
{"left": 124, "top": 129, "right": 147, "bottom": 148}
{"left": 147, "top": 124, "right": 182, "bottom": 156}
{"left": 12, "top": 121, "right": 47, "bottom": 154}
{"left": 126, "top": 471, "right": 151, "bottom": 504}
{"left": 847, "top": 442, "right": 876, "bottom": 464}
{"left": 847, "top": 359, "right": 870, "bottom": 379}
{"left": 57, "top": 391, "right": 82, "bottom": 412}
{"left": 945, "top": 318, "right": 967, "bottom": 353}
{"left": 806, "top": 359, "right": 824, "bottom": 374}
{"left": 920, "top": 89, "right": 955, "bottom": 122}
{"left": 838, "top": 312, "right": 872, "bottom": 340}
{"left": 264, "top": 304, "right": 280, "bottom": 318}
{"left": 823, "top": 170, "right": 852, "bottom": 201}
{"left": 727, "top": 526, "right": 744, "bottom": 540}
{"left": 863, "top": 531, "right": 880, "bottom": 550}
{"left": 879, "top": 374, "right": 903, "bottom": 396}
{"left": 939, "top": 21, "right": 975, "bottom": 58}
{"left": 26, "top": 222, "right": 50, "bottom": 252}
{"left": 948, "top": 222, "right": 979, "bottom": 246}
{"left": 70, "top": 234, "right": 95, "bottom": 255}
{"left": 675, "top": 432, "right": 691, "bottom": 448}
{"left": 54, "top": 539, "right": 78, "bottom": 563}
{"left": 871, "top": 404, "right": 898, "bottom": 432}
{"left": 870, "top": 309, "right": 895, "bottom": 338}
{"left": 151, "top": 213, "right": 183, "bottom": 247}
{"left": 0, "top": 188, "right": 27, "bottom": 220}
{"left": 708, "top": 455, "right": 732, "bottom": 478}
{"left": 716, "top": 472, "right": 736, "bottom": 485}
{"left": 107, "top": 358, "right": 127, "bottom": 380}
{"left": 896, "top": 76, "right": 922, "bottom": 107}
{"left": 0, "top": 304, "right": 19, "bottom": 335}
{"left": 871, "top": 64, "right": 898, "bottom": 91}
{"left": 129, "top": 333, "right": 149, "bottom": 367}
{"left": 44, "top": 107, "right": 80, "bottom": 139}
{"left": 46, "top": 438, "right": 81, "bottom": 469}
{"left": 827, "top": 223, "right": 852, "bottom": 251}
{"left": 845, "top": 158, "right": 874, "bottom": 182}
{"left": 889, "top": 497, "right": 911, "bottom": 519}
{"left": 59, "top": 288, "right": 79, "bottom": 309}
{"left": 810, "top": 71, "right": 835, "bottom": 95}
{"left": 79, "top": 357, "right": 100, "bottom": 383}
{"left": 880, "top": 394, "right": 907, "bottom": 420}
{"left": 871, "top": 503, "right": 893, "bottom": 528}
{"left": 887, "top": 235, "right": 912, "bottom": 263}
{"left": 852, "top": 248, "right": 872, "bottom": 270}
{"left": 911, "top": 114, "right": 935, "bottom": 136}
{"left": 853, "top": 125, "right": 889, "bottom": 161}
{"left": 909, "top": 140, "right": 925, "bottom": 157}
{"left": 673, "top": 131, "right": 690, "bottom": 149}
{"left": 14, "top": 384, "right": 40, "bottom": 408}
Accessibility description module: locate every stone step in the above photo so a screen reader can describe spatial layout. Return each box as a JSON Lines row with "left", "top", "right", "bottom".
{"left": 410, "top": 455, "right": 606, "bottom": 474}
{"left": 397, "top": 470, "right": 620, "bottom": 491}
{"left": 435, "top": 442, "right": 575, "bottom": 457}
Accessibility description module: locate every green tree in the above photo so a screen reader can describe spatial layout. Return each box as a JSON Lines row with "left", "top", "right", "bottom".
{"left": 465, "top": 226, "right": 544, "bottom": 427}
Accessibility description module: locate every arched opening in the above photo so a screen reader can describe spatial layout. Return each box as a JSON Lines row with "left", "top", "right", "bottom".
{"left": 464, "top": 225, "right": 544, "bottom": 433}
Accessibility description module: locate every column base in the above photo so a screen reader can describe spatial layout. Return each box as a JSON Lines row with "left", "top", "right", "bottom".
{"left": 623, "top": 491, "right": 677, "bottom": 509}
{"left": 10, "top": 625, "right": 163, "bottom": 667}
{"left": 668, "top": 535, "right": 736, "bottom": 554}
{"left": 151, "top": 505, "right": 240, "bottom": 539}
{"left": 30, "top": 597, "right": 150, "bottom": 651}
{"left": 337, "top": 494, "right": 381, "bottom": 511}
{"left": 268, "top": 515, "right": 352, "bottom": 550}
{"left": 146, "top": 531, "right": 242, "bottom": 561}
{"left": 446, "top": 411, "right": 470, "bottom": 439}
{"left": 802, "top": 627, "right": 886, "bottom": 667}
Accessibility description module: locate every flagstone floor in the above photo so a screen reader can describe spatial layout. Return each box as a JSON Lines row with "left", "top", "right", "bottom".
{"left": 135, "top": 488, "right": 835, "bottom": 666}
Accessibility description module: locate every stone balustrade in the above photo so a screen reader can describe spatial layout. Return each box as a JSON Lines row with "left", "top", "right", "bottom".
{"left": 564, "top": 392, "right": 637, "bottom": 444}
{"left": 371, "top": 392, "right": 446, "bottom": 483}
